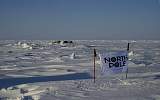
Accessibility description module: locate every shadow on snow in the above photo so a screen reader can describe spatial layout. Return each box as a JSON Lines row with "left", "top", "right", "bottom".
{"left": 0, "top": 73, "right": 92, "bottom": 89}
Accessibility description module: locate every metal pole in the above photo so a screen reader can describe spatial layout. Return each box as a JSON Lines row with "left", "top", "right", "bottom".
{"left": 126, "top": 43, "right": 130, "bottom": 79}
{"left": 93, "top": 49, "right": 96, "bottom": 83}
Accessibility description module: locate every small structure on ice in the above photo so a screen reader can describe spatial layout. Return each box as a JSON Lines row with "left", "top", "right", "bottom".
{"left": 48, "top": 40, "right": 73, "bottom": 46}
{"left": 60, "top": 40, "right": 73, "bottom": 46}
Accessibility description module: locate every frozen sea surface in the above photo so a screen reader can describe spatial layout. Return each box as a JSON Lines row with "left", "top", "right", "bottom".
{"left": 0, "top": 40, "right": 160, "bottom": 100}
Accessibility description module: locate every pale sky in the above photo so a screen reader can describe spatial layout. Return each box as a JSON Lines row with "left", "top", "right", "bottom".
{"left": 0, "top": 0, "right": 160, "bottom": 40}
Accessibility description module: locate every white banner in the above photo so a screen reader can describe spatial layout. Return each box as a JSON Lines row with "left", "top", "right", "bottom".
{"left": 99, "top": 51, "right": 128, "bottom": 75}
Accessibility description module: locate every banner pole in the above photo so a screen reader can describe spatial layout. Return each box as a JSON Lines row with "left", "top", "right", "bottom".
{"left": 93, "top": 48, "right": 96, "bottom": 83}
{"left": 126, "top": 43, "right": 130, "bottom": 79}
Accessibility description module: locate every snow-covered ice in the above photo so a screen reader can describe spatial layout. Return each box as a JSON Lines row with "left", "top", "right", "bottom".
{"left": 0, "top": 40, "right": 160, "bottom": 100}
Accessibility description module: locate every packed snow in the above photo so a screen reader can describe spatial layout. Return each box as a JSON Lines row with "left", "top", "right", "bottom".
{"left": 0, "top": 40, "right": 160, "bottom": 100}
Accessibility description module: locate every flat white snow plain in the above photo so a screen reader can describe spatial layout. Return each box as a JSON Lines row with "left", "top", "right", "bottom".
{"left": 0, "top": 40, "right": 160, "bottom": 100}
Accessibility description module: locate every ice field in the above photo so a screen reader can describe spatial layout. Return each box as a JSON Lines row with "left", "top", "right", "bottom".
{"left": 0, "top": 40, "right": 160, "bottom": 100}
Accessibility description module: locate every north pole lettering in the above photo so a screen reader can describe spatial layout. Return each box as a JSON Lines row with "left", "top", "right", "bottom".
{"left": 104, "top": 56, "right": 128, "bottom": 68}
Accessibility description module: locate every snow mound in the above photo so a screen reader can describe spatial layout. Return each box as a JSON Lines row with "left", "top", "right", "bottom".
{"left": 128, "top": 61, "right": 146, "bottom": 67}
{"left": 44, "top": 57, "right": 63, "bottom": 63}
{"left": 0, "top": 88, "right": 22, "bottom": 100}
{"left": 151, "top": 95, "right": 160, "bottom": 100}
{"left": 70, "top": 52, "right": 76, "bottom": 59}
